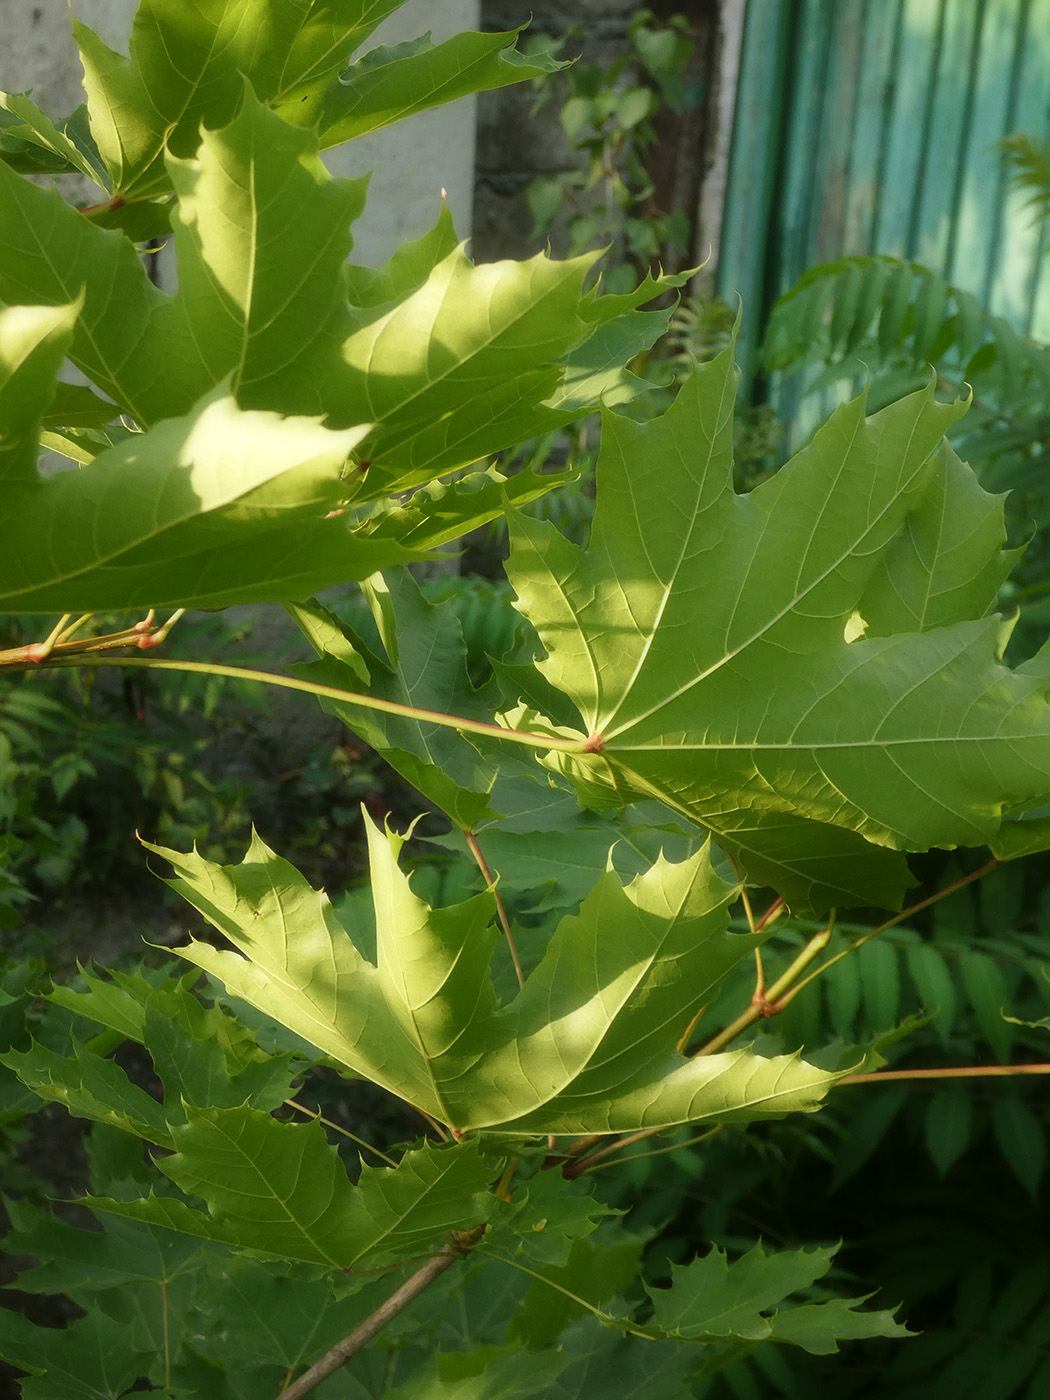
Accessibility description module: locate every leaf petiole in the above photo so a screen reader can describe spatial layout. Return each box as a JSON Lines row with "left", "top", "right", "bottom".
{"left": 781, "top": 858, "right": 1002, "bottom": 1007}
{"left": 278, "top": 1243, "right": 469, "bottom": 1400}
{"left": 29, "top": 654, "right": 590, "bottom": 754}
{"left": 840, "top": 1063, "right": 1050, "bottom": 1085}
{"left": 473, "top": 1245, "right": 655, "bottom": 1340}
{"left": 283, "top": 1099, "right": 398, "bottom": 1168}
{"left": 581, "top": 1125, "right": 723, "bottom": 1173}
{"left": 465, "top": 830, "right": 524, "bottom": 988}
{"left": 694, "top": 916, "right": 836, "bottom": 1057}
{"left": 566, "top": 1123, "right": 724, "bottom": 1177}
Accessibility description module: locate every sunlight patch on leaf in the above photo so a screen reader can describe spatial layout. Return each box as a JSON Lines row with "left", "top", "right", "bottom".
{"left": 149, "top": 817, "right": 843, "bottom": 1137}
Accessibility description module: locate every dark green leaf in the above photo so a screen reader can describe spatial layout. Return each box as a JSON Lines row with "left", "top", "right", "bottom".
{"left": 992, "top": 1096, "right": 1046, "bottom": 1198}
{"left": 0, "top": 1306, "right": 153, "bottom": 1398}
{"left": 960, "top": 952, "right": 1013, "bottom": 1062}
{"left": 489, "top": 1172, "right": 619, "bottom": 1267}
{"left": 90, "top": 1110, "right": 495, "bottom": 1269}
{"left": 0, "top": 1038, "right": 172, "bottom": 1144}
{"left": 924, "top": 1086, "right": 973, "bottom": 1176}
{"left": 289, "top": 573, "right": 505, "bottom": 828}
{"left": 906, "top": 944, "right": 958, "bottom": 1042}
{"left": 644, "top": 1242, "right": 907, "bottom": 1349}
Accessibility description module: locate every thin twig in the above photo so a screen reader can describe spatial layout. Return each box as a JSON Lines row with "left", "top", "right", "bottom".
{"left": 783, "top": 859, "right": 1002, "bottom": 1006}
{"left": 582, "top": 1125, "right": 723, "bottom": 1172}
{"left": 414, "top": 1107, "right": 451, "bottom": 1141}
{"left": 473, "top": 1245, "right": 654, "bottom": 1340}
{"left": 754, "top": 896, "right": 785, "bottom": 933}
{"left": 694, "top": 915, "right": 836, "bottom": 1057}
{"left": 494, "top": 1159, "right": 517, "bottom": 1200}
{"left": 0, "top": 610, "right": 183, "bottom": 666}
{"left": 739, "top": 885, "right": 757, "bottom": 934}
{"left": 675, "top": 1001, "right": 708, "bottom": 1055}
{"left": 277, "top": 1245, "right": 465, "bottom": 1399}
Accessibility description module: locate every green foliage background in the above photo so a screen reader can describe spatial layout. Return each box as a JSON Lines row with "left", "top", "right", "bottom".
{"left": 1, "top": 5, "right": 1050, "bottom": 1400}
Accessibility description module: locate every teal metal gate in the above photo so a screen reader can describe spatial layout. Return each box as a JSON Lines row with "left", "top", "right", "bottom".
{"left": 716, "top": 0, "right": 1050, "bottom": 394}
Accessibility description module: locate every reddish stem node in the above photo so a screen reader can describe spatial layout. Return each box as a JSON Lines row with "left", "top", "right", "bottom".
{"left": 81, "top": 195, "right": 126, "bottom": 218}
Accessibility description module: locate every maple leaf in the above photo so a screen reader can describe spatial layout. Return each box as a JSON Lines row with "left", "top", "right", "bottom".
{"left": 505, "top": 348, "right": 1050, "bottom": 911}
{"left": 0, "top": 303, "right": 418, "bottom": 612}
{"left": 86, "top": 1114, "right": 494, "bottom": 1270}
{"left": 147, "top": 815, "right": 842, "bottom": 1138}
{"left": 644, "top": 1242, "right": 908, "bottom": 1351}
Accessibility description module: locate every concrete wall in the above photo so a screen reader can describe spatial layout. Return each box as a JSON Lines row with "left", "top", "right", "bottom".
{"left": 0, "top": 0, "right": 131, "bottom": 108}
{"left": 472, "top": 0, "right": 731, "bottom": 278}
{"left": 326, "top": 0, "right": 481, "bottom": 264}
{"left": 473, "top": 0, "right": 645, "bottom": 264}
{"left": 2, "top": 0, "right": 480, "bottom": 264}
{"left": 5, "top": 1, "right": 736, "bottom": 278}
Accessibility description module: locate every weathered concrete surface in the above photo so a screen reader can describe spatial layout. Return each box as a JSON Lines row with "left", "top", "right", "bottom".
{"left": 473, "top": 0, "right": 730, "bottom": 276}
{"left": 1, "top": 1, "right": 131, "bottom": 110}
{"left": 2, "top": 0, "right": 480, "bottom": 264}
{"left": 325, "top": 0, "right": 481, "bottom": 265}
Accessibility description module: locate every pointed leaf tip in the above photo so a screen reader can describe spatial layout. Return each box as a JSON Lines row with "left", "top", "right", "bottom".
{"left": 157, "top": 824, "right": 840, "bottom": 1136}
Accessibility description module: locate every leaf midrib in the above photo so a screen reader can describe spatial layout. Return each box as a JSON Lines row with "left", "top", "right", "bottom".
{"left": 197, "top": 1114, "right": 346, "bottom": 1268}
{"left": 600, "top": 408, "right": 941, "bottom": 743}
{"left": 600, "top": 359, "right": 738, "bottom": 735}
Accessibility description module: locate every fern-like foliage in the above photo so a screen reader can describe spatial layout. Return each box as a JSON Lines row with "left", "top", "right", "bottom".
{"left": 763, "top": 254, "right": 1050, "bottom": 422}
{"left": 1002, "top": 131, "right": 1050, "bottom": 223}
{"left": 762, "top": 253, "right": 1050, "bottom": 642}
